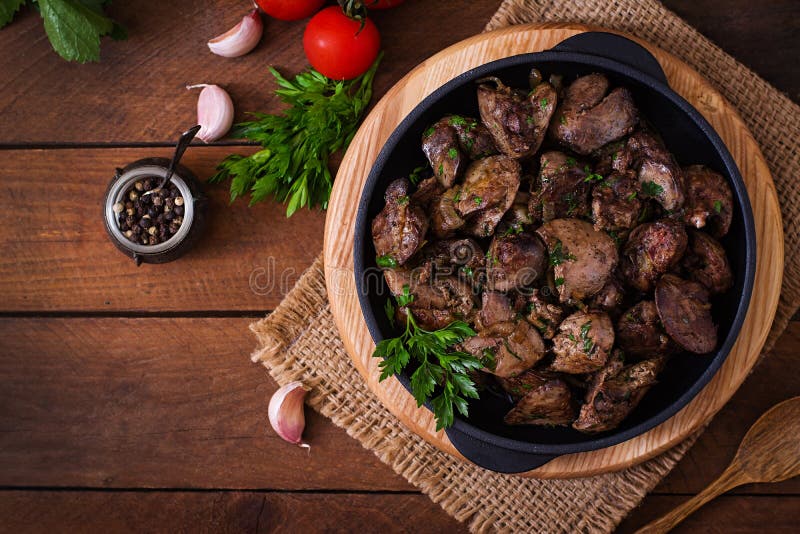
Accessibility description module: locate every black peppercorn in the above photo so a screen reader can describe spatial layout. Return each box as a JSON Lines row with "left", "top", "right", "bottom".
{"left": 116, "top": 177, "right": 187, "bottom": 246}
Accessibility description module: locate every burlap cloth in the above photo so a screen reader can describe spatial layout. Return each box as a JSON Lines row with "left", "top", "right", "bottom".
{"left": 250, "top": 1, "right": 800, "bottom": 531}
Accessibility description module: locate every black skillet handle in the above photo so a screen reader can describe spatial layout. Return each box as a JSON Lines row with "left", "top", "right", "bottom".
{"left": 444, "top": 424, "right": 556, "bottom": 474}
{"left": 552, "top": 32, "right": 668, "bottom": 84}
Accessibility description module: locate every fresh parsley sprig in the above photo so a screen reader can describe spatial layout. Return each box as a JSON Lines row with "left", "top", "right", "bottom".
{"left": 374, "top": 285, "right": 480, "bottom": 430}
{"left": 1, "top": 0, "right": 125, "bottom": 63}
{"left": 210, "top": 55, "right": 381, "bottom": 217}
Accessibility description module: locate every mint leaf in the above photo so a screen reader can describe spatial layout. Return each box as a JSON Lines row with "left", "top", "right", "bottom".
{"left": 0, "top": 0, "right": 26, "bottom": 28}
{"left": 38, "top": 0, "right": 115, "bottom": 62}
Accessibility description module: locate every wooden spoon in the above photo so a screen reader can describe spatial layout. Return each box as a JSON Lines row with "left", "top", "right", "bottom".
{"left": 636, "top": 396, "right": 800, "bottom": 533}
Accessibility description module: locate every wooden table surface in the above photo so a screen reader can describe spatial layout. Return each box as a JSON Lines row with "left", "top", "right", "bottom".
{"left": 0, "top": 1, "right": 797, "bottom": 532}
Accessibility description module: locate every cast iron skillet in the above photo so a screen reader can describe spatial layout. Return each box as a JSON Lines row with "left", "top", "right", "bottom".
{"left": 353, "top": 32, "right": 756, "bottom": 473}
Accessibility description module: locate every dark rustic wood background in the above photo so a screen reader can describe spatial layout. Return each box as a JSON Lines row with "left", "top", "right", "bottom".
{"left": 0, "top": 1, "right": 797, "bottom": 532}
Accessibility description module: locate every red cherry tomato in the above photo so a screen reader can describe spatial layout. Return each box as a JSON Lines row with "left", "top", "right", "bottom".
{"left": 255, "top": 0, "right": 325, "bottom": 21}
{"left": 303, "top": 7, "right": 381, "bottom": 80}
{"left": 367, "top": 0, "right": 405, "bottom": 8}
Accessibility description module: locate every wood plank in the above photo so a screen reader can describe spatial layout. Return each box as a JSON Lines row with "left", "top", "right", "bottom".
{"left": 619, "top": 495, "right": 800, "bottom": 533}
{"left": 0, "top": 317, "right": 412, "bottom": 491}
{"left": 0, "top": 0, "right": 502, "bottom": 145}
{"left": 0, "top": 147, "right": 323, "bottom": 312}
{"left": 656, "top": 322, "right": 800, "bottom": 494}
{"left": 1, "top": 316, "right": 798, "bottom": 494}
{"left": 661, "top": 0, "right": 800, "bottom": 101}
{"left": 0, "top": 491, "right": 467, "bottom": 533}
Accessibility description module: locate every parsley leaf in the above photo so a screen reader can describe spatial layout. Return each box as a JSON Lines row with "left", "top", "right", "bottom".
{"left": 211, "top": 55, "right": 381, "bottom": 217}
{"left": 408, "top": 165, "right": 427, "bottom": 186}
{"left": 713, "top": 200, "right": 723, "bottom": 213}
{"left": 37, "top": 0, "right": 122, "bottom": 63}
{"left": 549, "top": 239, "right": 576, "bottom": 266}
{"left": 376, "top": 254, "right": 397, "bottom": 268}
{"left": 373, "top": 296, "right": 479, "bottom": 431}
{"left": 641, "top": 180, "right": 665, "bottom": 197}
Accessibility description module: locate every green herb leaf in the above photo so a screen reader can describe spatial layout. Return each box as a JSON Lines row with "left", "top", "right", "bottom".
{"left": 408, "top": 165, "right": 427, "bottom": 185}
{"left": 713, "top": 200, "right": 723, "bottom": 213}
{"left": 449, "top": 115, "right": 466, "bottom": 126}
{"left": 641, "top": 180, "right": 665, "bottom": 197}
{"left": 447, "top": 147, "right": 458, "bottom": 159}
{"left": 396, "top": 284, "right": 414, "bottom": 308}
{"left": 565, "top": 156, "right": 577, "bottom": 166}
{"left": 373, "top": 308, "right": 478, "bottom": 430}
{"left": 0, "top": 0, "right": 26, "bottom": 28}
{"left": 376, "top": 254, "right": 397, "bottom": 268}
{"left": 584, "top": 173, "right": 604, "bottom": 183}
{"left": 384, "top": 298, "right": 396, "bottom": 328}
{"left": 554, "top": 277, "right": 565, "bottom": 286}
{"left": 37, "top": 0, "right": 120, "bottom": 63}
{"left": 549, "top": 239, "right": 576, "bottom": 266}
{"left": 474, "top": 196, "right": 483, "bottom": 205}
{"left": 539, "top": 97, "right": 548, "bottom": 110}
{"left": 211, "top": 55, "right": 381, "bottom": 216}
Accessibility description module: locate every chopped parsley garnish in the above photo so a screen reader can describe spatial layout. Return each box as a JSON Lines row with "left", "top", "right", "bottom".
{"left": 438, "top": 163, "right": 444, "bottom": 176}
{"left": 565, "top": 156, "right": 577, "bottom": 166}
{"left": 713, "top": 200, "right": 723, "bottom": 213}
{"left": 626, "top": 191, "right": 638, "bottom": 201}
{"left": 376, "top": 254, "right": 398, "bottom": 268}
{"left": 612, "top": 152, "right": 619, "bottom": 161}
{"left": 423, "top": 126, "right": 435, "bottom": 137}
{"left": 474, "top": 196, "right": 483, "bottom": 205}
{"left": 384, "top": 299, "right": 396, "bottom": 328}
{"left": 549, "top": 239, "right": 576, "bottom": 266}
{"left": 374, "top": 285, "right": 479, "bottom": 430}
{"left": 397, "top": 195, "right": 409, "bottom": 206}
{"left": 564, "top": 192, "right": 578, "bottom": 215}
{"left": 461, "top": 266, "right": 474, "bottom": 277}
{"left": 449, "top": 115, "right": 467, "bottom": 126}
{"left": 447, "top": 147, "right": 458, "bottom": 159}
{"left": 641, "top": 181, "right": 665, "bottom": 197}
{"left": 501, "top": 224, "right": 524, "bottom": 237}
{"left": 452, "top": 190, "right": 462, "bottom": 202}
{"left": 580, "top": 320, "right": 595, "bottom": 353}
{"left": 584, "top": 173, "right": 604, "bottom": 183}
{"left": 554, "top": 277, "right": 565, "bottom": 287}
{"left": 408, "top": 165, "right": 427, "bottom": 185}
{"left": 525, "top": 116, "right": 534, "bottom": 126}
{"left": 539, "top": 97, "right": 548, "bottom": 110}
{"left": 481, "top": 348, "right": 497, "bottom": 371}
{"left": 560, "top": 115, "right": 567, "bottom": 125}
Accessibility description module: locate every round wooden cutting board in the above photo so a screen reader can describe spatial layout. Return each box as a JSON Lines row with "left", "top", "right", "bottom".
{"left": 323, "top": 23, "right": 783, "bottom": 478}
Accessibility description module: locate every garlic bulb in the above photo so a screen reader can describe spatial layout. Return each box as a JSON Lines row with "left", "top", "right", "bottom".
{"left": 186, "top": 84, "right": 234, "bottom": 143}
{"left": 268, "top": 381, "right": 311, "bottom": 449}
{"left": 208, "top": 9, "right": 263, "bottom": 58}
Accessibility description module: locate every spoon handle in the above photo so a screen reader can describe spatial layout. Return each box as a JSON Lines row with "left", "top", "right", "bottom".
{"left": 158, "top": 125, "right": 202, "bottom": 190}
{"left": 635, "top": 461, "right": 748, "bottom": 533}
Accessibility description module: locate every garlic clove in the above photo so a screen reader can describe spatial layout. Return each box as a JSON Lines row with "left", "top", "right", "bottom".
{"left": 186, "top": 84, "right": 234, "bottom": 143}
{"left": 268, "top": 381, "right": 311, "bottom": 449}
{"left": 208, "top": 9, "right": 263, "bottom": 58}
